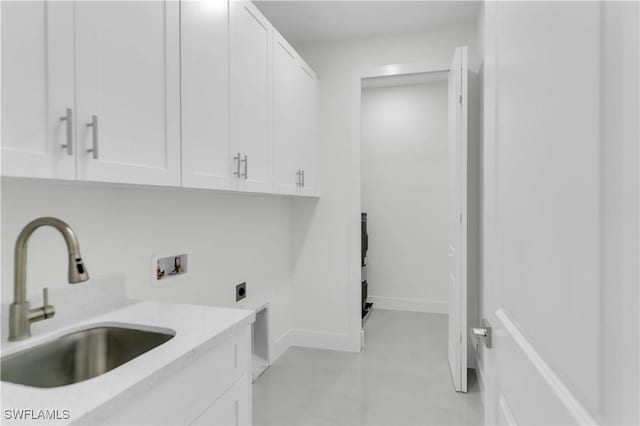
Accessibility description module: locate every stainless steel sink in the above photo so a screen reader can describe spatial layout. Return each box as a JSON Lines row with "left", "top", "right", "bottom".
{"left": 1, "top": 325, "right": 175, "bottom": 388}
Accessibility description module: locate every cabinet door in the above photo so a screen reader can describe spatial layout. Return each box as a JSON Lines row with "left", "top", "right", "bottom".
{"left": 192, "top": 375, "right": 251, "bottom": 426}
{"left": 272, "top": 32, "right": 300, "bottom": 195}
{"left": 181, "top": 0, "right": 232, "bottom": 190}
{"left": 231, "top": 1, "right": 272, "bottom": 193}
{"left": 93, "top": 327, "right": 251, "bottom": 425}
{"left": 296, "top": 62, "right": 318, "bottom": 195}
{"left": 75, "top": 1, "right": 180, "bottom": 186}
{"left": 1, "top": 1, "right": 75, "bottom": 179}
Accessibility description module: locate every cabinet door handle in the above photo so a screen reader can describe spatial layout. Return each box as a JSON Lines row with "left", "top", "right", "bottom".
{"left": 60, "top": 108, "right": 73, "bottom": 156}
{"left": 301, "top": 170, "right": 305, "bottom": 187}
{"left": 233, "top": 153, "right": 241, "bottom": 178}
{"left": 86, "top": 115, "right": 99, "bottom": 159}
{"left": 241, "top": 155, "right": 248, "bottom": 179}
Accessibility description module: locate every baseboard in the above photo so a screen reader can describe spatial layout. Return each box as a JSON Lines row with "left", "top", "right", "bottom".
{"left": 270, "top": 328, "right": 361, "bottom": 362}
{"left": 368, "top": 296, "right": 448, "bottom": 314}
{"left": 289, "top": 329, "right": 361, "bottom": 352}
{"left": 270, "top": 329, "right": 293, "bottom": 363}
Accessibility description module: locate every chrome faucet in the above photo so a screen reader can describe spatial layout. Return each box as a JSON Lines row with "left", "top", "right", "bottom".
{"left": 8, "top": 217, "right": 89, "bottom": 341}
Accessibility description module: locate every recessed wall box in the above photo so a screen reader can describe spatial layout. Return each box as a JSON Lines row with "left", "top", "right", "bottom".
{"left": 152, "top": 251, "right": 188, "bottom": 286}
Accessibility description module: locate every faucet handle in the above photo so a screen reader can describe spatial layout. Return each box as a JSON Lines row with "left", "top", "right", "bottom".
{"left": 42, "top": 287, "right": 55, "bottom": 319}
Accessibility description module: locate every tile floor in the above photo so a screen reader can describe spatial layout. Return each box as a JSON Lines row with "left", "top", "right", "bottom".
{"left": 253, "top": 309, "right": 482, "bottom": 425}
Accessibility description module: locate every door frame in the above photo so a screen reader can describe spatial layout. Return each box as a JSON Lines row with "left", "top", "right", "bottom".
{"left": 349, "top": 59, "right": 453, "bottom": 352}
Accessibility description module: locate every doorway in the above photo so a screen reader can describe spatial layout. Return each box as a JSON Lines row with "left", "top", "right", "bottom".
{"left": 350, "top": 47, "right": 474, "bottom": 393}
{"left": 360, "top": 71, "right": 449, "bottom": 317}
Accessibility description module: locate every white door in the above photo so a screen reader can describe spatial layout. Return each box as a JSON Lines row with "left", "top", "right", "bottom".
{"left": 231, "top": 1, "right": 272, "bottom": 193}
{"left": 1, "top": 1, "right": 75, "bottom": 179}
{"left": 181, "top": 0, "right": 232, "bottom": 190}
{"left": 273, "top": 32, "right": 299, "bottom": 195}
{"left": 296, "top": 61, "right": 318, "bottom": 196}
{"left": 75, "top": 1, "right": 181, "bottom": 186}
{"left": 447, "top": 46, "right": 468, "bottom": 393}
{"left": 480, "top": 2, "right": 639, "bottom": 424}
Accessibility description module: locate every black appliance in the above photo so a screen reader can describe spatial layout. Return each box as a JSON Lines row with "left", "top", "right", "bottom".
{"left": 361, "top": 213, "right": 372, "bottom": 319}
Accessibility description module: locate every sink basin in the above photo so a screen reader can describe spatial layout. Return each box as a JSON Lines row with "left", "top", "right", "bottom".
{"left": 1, "top": 325, "right": 175, "bottom": 388}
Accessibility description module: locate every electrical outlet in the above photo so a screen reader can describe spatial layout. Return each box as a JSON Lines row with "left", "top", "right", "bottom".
{"left": 236, "top": 282, "right": 247, "bottom": 302}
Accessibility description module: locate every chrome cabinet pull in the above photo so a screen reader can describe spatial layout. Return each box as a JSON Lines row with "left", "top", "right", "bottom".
{"left": 296, "top": 170, "right": 301, "bottom": 187}
{"left": 233, "top": 153, "right": 241, "bottom": 178}
{"left": 86, "top": 115, "right": 98, "bottom": 159}
{"left": 241, "top": 155, "right": 248, "bottom": 179}
{"left": 60, "top": 108, "right": 73, "bottom": 156}
{"left": 301, "top": 170, "right": 305, "bottom": 188}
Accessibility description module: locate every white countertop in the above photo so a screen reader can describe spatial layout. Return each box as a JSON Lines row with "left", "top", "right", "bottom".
{"left": 1, "top": 299, "right": 255, "bottom": 425}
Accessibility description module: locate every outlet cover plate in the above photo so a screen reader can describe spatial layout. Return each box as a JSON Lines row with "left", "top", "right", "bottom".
{"left": 236, "top": 282, "right": 247, "bottom": 302}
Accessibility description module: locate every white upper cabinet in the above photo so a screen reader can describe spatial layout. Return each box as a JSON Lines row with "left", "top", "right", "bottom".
{"left": 181, "top": 0, "right": 232, "bottom": 190}
{"left": 1, "top": 1, "right": 75, "bottom": 180}
{"left": 75, "top": 1, "right": 181, "bottom": 186}
{"left": 272, "top": 32, "right": 318, "bottom": 196}
{"left": 230, "top": 1, "right": 273, "bottom": 193}
{"left": 296, "top": 61, "right": 318, "bottom": 196}
{"left": 273, "top": 32, "right": 300, "bottom": 195}
{"left": 1, "top": 0, "right": 318, "bottom": 197}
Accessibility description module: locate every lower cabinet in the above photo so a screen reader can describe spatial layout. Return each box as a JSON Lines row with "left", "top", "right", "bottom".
{"left": 95, "top": 326, "right": 252, "bottom": 425}
{"left": 192, "top": 375, "right": 251, "bottom": 425}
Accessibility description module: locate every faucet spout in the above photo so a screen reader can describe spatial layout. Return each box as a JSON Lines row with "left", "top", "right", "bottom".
{"left": 10, "top": 217, "right": 89, "bottom": 341}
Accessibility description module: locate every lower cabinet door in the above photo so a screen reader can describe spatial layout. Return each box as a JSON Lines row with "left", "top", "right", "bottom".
{"left": 192, "top": 375, "right": 251, "bottom": 426}
{"left": 87, "top": 327, "right": 251, "bottom": 425}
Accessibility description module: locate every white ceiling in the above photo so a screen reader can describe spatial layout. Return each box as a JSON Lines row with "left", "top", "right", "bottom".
{"left": 254, "top": 1, "right": 481, "bottom": 46}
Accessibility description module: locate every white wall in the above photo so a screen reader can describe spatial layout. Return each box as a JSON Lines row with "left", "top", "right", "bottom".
{"left": 360, "top": 81, "right": 449, "bottom": 313}
{"left": 291, "top": 22, "right": 478, "bottom": 349}
{"left": 0, "top": 179, "right": 293, "bottom": 359}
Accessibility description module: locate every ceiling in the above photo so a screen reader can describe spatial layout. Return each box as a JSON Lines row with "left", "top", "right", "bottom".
{"left": 254, "top": 1, "right": 481, "bottom": 46}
